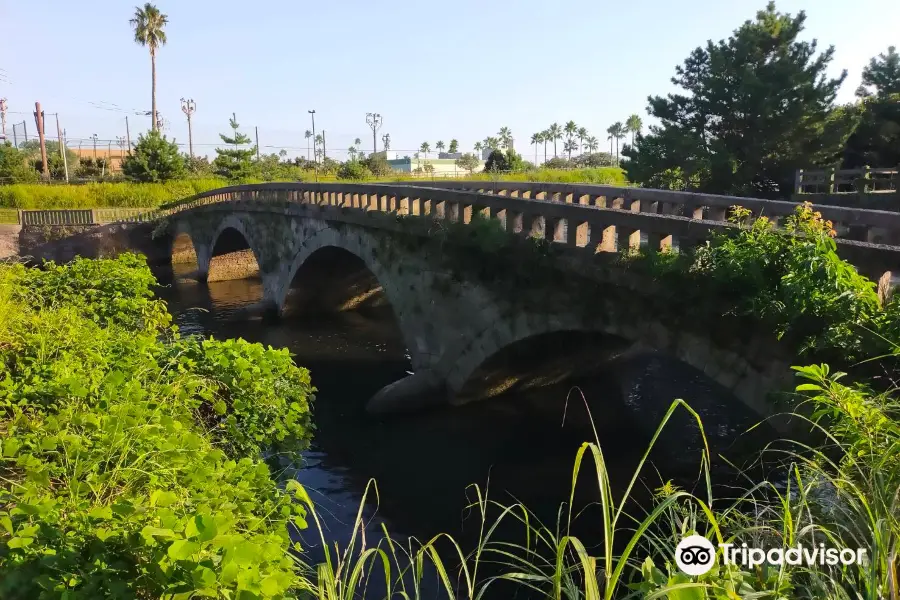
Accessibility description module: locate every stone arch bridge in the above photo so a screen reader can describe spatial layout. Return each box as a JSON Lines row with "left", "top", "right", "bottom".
{"left": 155, "top": 181, "right": 900, "bottom": 421}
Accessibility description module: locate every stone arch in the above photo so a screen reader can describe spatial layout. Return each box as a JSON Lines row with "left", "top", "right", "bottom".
{"left": 440, "top": 311, "right": 788, "bottom": 419}
{"left": 270, "top": 221, "right": 428, "bottom": 369}
{"left": 206, "top": 214, "right": 265, "bottom": 283}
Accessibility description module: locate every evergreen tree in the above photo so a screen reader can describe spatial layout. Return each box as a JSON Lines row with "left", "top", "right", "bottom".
{"left": 448, "top": 139, "right": 459, "bottom": 154}
{"left": 214, "top": 113, "right": 257, "bottom": 180}
{"left": 843, "top": 46, "right": 900, "bottom": 168}
{"left": 624, "top": 2, "right": 854, "bottom": 198}
{"left": 122, "top": 130, "right": 185, "bottom": 182}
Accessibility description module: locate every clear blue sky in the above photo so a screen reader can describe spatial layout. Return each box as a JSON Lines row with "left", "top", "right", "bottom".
{"left": 1, "top": 0, "right": 897, "bottom": 161}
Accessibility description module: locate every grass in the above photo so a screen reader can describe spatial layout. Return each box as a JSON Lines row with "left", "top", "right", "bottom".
{"left": 0, "top": 168, "right": 628, "bottom": 210}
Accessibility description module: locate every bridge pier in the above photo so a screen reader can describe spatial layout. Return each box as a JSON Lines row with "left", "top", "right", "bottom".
{"left": 366, "top": 370, "right": 448, "bottom": 414}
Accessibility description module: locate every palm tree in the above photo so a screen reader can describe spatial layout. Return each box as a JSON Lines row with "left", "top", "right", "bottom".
{"left": 474, "top": 141, "right": 483, "bottom": 157}
{"left": 541, "top": 130, "right": 550, "bottom": 163}
{"left": 577, "top": 126, "right": 588, "bottom": 155}
{"left": 547, "top": 123, "right": 562, "bottom": 158}
{"left": 348, "top": 146, "right": 357, "bottom": 161}
{"left": 498, "top": 126, "right": 512, "bottom": 150}
{"left": 611, "top": 121, "right": 626, "bottom": 165}
{"left": 625, "top": 114, "right": 642, "bottom": 146}
{"left": 130, "top": 3, "right": 168, "bottom": 132}
{"left": 606, "top": 126, "right": 615, "bottom": 159}
{"left": 564, "top": 139, "right": 578, "bottom": 160}
{"left": 420, "top": 142, "right": 430, "bottom": 160}
{"left": 436, "top": 140, "right": 445, "bottom": 154}
{"left": 585, "top": 135, "right": 599, "bottom": 155}
{"left": 304, "top": 130, "right": 312, "bottom": 160}
{"left": 530, "top": 133, "right": 541, "bottom": 165}
{"left": 354, "top": 137, "right": 362, "bottom": 147}
{"left": 564, "top": 120, "right": 577, "bottom": 146}
{"left": 315, "top": 134, "right": 324, "bottom": 163}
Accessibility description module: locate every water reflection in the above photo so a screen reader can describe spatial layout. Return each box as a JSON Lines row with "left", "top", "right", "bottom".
{"left": 154, "top": 264, "right": 775, "bottom": 572}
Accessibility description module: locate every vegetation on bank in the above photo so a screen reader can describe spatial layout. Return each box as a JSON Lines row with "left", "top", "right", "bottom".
{"left": 0, "top": 167, "right": 626, "bottom": 209}
{"left": 0, "top": 254, "right": 315, "bottom": 598}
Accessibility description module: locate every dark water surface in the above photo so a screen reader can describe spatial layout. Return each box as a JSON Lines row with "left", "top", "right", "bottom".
{"left": 153, "top": 264, "right": 775, "bottom": 589}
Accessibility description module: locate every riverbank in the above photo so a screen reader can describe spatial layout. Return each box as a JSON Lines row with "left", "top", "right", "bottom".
{"left": 0, "top": 167, "right": 626, "bottom": 209}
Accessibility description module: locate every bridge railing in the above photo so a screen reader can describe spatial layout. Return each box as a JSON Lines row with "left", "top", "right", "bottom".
{"left": 161, "top": 182, "right": 900, "bottom": 278}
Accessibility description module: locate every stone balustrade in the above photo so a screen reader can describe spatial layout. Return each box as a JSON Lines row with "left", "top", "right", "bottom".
{"left": 160, "top": 182, "right": 900, "bottom": 280}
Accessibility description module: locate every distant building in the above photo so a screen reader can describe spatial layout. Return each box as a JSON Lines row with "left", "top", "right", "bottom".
{"left": 438, "top": 152, "right": 462, "bottom": 159}
{"left": 387, "top": 156, "right": 485, "bottom": 177}
{"left": 69, "top": 147, "right": 129, "bottom": 173}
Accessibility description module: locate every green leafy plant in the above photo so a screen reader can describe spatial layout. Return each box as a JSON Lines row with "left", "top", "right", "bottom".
{"left": 122, "top": 129, "right": 186, "bottom": 182}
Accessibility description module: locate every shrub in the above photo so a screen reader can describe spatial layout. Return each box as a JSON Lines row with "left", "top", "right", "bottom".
{"left": 0, "top": 143, "right": 39, "bottom": 184}
{"left": 0, "top": 255, "right": 315, "bottom": 598}
{"left": 484, "top": 149, "right": 511, "bottom": 172}
{"left": 0, "top": 179, "right": 226, "bottom": 209}
{"left": 122, "top": 130, "right": 186, "bottom": 182}
{"left": 336, "top": 160, "right": 372, "bottom": 180}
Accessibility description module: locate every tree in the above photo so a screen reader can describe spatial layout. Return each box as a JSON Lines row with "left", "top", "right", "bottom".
{"left": 130, "top": 3, "right": 168, "bottom": 132}
{"left": 214, "top": 113, "right": 257, "bottom": 180}
{"left": 419, "top": 141, "right": 430, "bottom": 159}
{"left": 448, "top": 139, "right": 459, "bottom": 153}
{"left": 354, "top": 137, "right": 362, "bottom": 147}
{"left": 856, "top": 46, "right": 900, "bottom": 98}
{"left": 498, "top": 126, "right": 512, "bottom": 150}
{"left": 455, "top": 153, "right": 480, "bottom": 174}
{"left": 304, "top": 130, "right": 312, "bottom": 160}
{"left": 541, "top": 129, "right": 550, "bottom": 163}
{"left": 362, "top": 153, "right": 393, "bottom": 177}
{"left": 347, "top": 146, "right": 357, "bottom": 161}
{"left": 623, "top": 2, "right": 852, "bottom": 198}
{"left": 610, "top": 121, "right": 626, "bottom": 165}
{"left": 585, "top": 136, "right": 599, "bottom": 155}
{"left": 530, "top": 132, "right": 541, "bottom": 165}
{"left": 547, "top": 123, "right": 562, "bottom": 157}
{"left": 435, "top": 140, "right": 445, "bottom": 154}
{"left": 576, "top": 126, "right": 588, "bottom": 155}
{"left": 564, "top": 121, "right": 577, "bottom": 148}
{"left": 842, "top": 46, "right": 900, "bottom": 169}
{"left": 0, "top": 143, "right": 39, "bottom": 183}
{"left": 122, "top": 129, "right": 185, "bottom": 182}
{"left": 606, "top": 126, "right": 615, "bottom": 158}
{"left": 484, "top": 149, "right": 510, "bottom": 173}
{"left": 564, "top": 139, "right": 578, "bottom": 160}
{"left": 18, "top": 140, "right": 78, "bottom": 179}
{"left": 474, "top": 141, "right": 483, "bottom": 157}
{"left": 625, "top": 114, "right": 643, "bottom": 146}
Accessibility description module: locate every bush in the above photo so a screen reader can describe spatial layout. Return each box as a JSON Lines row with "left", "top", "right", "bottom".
{"left": 0, "top": 255, "right": 314, "bottom": 598}
{"left": 336, "top": 160, "right": 372, "bottom": 180}
{"left": 484, "top": 149, "right": 511, "bottom": 173}
{"left": 0, "top": 179, "right": 226, "bottom": 209}
{"left": 122, "top": 130, "right": 186, "bottom": 182}
{"left": 0, "top": 143, "right": 39, "bottom": 184}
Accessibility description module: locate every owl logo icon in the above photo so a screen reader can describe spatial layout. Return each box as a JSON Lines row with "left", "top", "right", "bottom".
{"left": 675, "top": 535, "right": 716, "bottom": 576}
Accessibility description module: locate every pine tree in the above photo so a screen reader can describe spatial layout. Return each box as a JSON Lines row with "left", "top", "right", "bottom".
{"left": 214, "top": 113, "right": 257, "bottom": 180}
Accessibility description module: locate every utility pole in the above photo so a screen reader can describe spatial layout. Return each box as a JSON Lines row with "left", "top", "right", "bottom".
{"left": 0, "top": 98, "right": 7, "bottom": 141}
{"left": 366, "top": 112, "right": 382, "bottom": 155}
{"left": 382, "top": 132, "right": 391, "bottom": 153}
{"left": 34, "top": 102, "right": 49, "bottom": 180}
{"left": 56, "top": 114, "right": 69, "bottom": 183}
{"left": 56, "top": 113, "right": 69, "bottom": 183}
{"left": 308, "top": 109, "right": 317, "bottom": 182}
{"left": 125, "top": 115, "right": 132, "bottom": 153}
{"left": 255, "top": 126, "right": 260, "bottom": 161}
{"left": 180, "top": 98, "right": 196, "bottom": 158}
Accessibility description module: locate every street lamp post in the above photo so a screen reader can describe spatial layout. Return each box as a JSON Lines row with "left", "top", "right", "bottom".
{"left": 180, "top": 98, "right": 197, "bottom": 159}
{"left": 308, "top": 110, "right": 317, "bottom": 182}
{"left": 366, "top": 112, "right": 382, "bottom": 155}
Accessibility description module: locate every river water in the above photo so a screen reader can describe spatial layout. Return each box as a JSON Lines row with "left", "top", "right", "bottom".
{"left": 152, "top": 263, "right": 774, "bottom": 590}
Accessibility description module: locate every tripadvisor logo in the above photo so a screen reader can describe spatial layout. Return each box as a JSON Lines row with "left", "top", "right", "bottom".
{"left": 675, "top": 535, "right": 867, "bottom": 576}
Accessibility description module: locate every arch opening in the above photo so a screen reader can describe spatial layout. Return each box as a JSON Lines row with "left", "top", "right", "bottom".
{"left": 171, "top": 231, "right": 198, "bottom": 276}
{"left": 282, "top": 244, "right": 409, "bottom": 366}
{"left": 207, "top": 227, "right": 261, "bottom": 283}
{"left": 284, "top": 246, "right": 393, "bottom": 318}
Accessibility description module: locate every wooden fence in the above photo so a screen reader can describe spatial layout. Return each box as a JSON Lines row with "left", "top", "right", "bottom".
{"left": 795, "top": 167, "right": 898, "bottom": 194}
